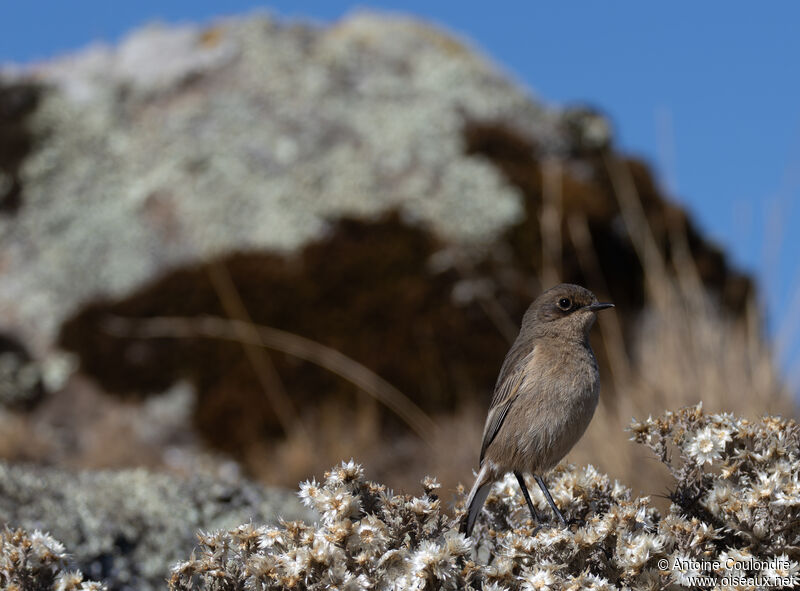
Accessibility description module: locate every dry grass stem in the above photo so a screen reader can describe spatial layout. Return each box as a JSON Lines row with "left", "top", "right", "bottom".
{"left": 604, "top": 154, "right": 671, "bottom": 304}
{"left": 450, "top": 255, "right": 518, "bottom": 344}
{"left": 566, "top": 212, "right": 631, "bottom": 390}
{"left": 540, "top": 156, "right": 563, "bottom": 287}
{"left": 101, "top": 314, "right": 439, "bottom": 446}
{"left": 206, "top": 262, "right": 305, "bottom": 440}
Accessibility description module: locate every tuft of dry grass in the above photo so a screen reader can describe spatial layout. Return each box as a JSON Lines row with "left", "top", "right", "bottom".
{"left": 567, "top": 157, "right": 794, "bottom": 506}
{"left": 571, "top": 286, "right": 793, "bottom": 509}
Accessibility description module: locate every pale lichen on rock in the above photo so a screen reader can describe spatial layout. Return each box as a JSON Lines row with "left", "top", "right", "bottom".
{"left": 0, "top": 461, "right": 311, "bottom": 591}
{"left": 0, "top": 13, "right": 560, "bottom": 356}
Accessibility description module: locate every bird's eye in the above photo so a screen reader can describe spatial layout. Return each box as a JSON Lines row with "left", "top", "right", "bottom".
{"left": 557, "top": 297, "right": 572, "bottom": 311}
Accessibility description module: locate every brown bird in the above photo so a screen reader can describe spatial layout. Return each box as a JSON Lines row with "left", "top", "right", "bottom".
{"left": 461, "top": 284, "right": 613, "bottom": 536}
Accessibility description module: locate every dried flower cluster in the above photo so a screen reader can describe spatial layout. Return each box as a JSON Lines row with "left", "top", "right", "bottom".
{"left": 169, "top": 460, "right": 468, "bottom": 590}
{"left": 629, "top": 403, "right": 800, "bottom": 559}
{"left": 169, "top": 406, "right": 800, "bottom": 590}
{"left": 0, "top": 527, "right": 106, "bottom": 591}
{"left": 3, "top": 406, "right": 797, "bottom": 590}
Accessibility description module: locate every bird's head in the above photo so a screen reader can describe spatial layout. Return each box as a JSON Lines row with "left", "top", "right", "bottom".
{"left": 523, "top": 283, "right": 614, "bottom": 340}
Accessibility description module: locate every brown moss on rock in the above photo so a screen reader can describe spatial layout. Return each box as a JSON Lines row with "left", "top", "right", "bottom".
{"left": 58, "top": 213, "right": 510, "bottom": 456}
{"left": 463, "top": 119, "right": 753, "bottom": 317}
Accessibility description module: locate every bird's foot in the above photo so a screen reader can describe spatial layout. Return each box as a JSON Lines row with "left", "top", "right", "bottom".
{"left": 521, "top": 520, "right": 543, "bottom": 536}
{"left": 566, "top": 516, "right": 586, "bottom": 530}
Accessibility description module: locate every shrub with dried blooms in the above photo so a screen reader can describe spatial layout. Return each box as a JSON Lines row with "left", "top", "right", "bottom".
{"left": 169, "top": 405, "right": 800, "bottom": 590}
{"left": 0, "top": 527, "right": 106, "bottom": 591}
{"left": 169, "top": 460, "right": 466, "bottom": 590}
{"left": 629, "top": 403, "right": 800, "bottom": 560}
{"left": 4, "top": 405, "right": 798, "bottom": 590}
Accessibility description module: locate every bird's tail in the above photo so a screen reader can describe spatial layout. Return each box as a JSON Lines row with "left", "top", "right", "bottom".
{"left": 460, "top": 464, "right": 492, "bottom": 537}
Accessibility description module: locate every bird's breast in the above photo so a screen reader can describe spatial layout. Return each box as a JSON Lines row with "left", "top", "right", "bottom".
{"left": 514, "top": 340, "right": 600, "bottom": 471}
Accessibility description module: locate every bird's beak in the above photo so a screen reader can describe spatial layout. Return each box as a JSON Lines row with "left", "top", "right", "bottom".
{"left": 586, "top": 302, "right": 614, "bottom": 312}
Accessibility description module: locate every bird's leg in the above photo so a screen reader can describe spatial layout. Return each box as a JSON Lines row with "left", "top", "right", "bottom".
{"left": 534, "top": 475, "right": 568, "bottom": 527}
{"left": 514, "top": 471, "right": 540, "bottom": 525}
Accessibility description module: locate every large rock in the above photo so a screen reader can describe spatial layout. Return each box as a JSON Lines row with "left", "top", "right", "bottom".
{"left": 0, "top": 13, "right": 764, "bottom": 494}
{"left": 0, "top": 14, "right": 561, "bottom": 357}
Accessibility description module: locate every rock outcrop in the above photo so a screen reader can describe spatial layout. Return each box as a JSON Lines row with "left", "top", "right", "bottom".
{"left": 0, "top": 12, "right": 765, "bottom": 491}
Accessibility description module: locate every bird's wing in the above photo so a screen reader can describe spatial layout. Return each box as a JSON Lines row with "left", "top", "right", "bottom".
{"left": 479, "top": 347, "right": 535, "bottom": 464}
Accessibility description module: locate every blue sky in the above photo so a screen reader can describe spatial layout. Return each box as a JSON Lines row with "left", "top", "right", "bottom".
{"left": 2, "top": 2, "right": 799, "bottom": 386}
